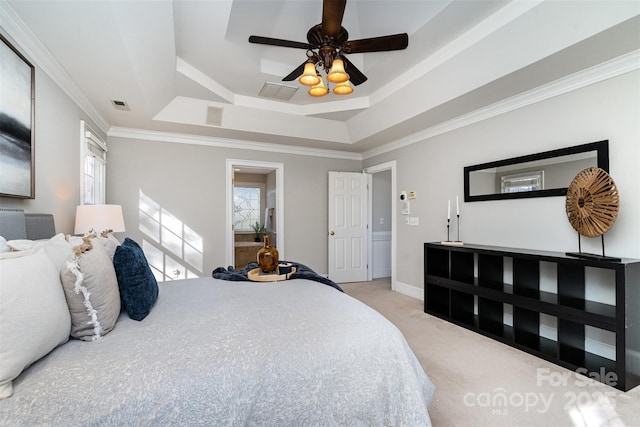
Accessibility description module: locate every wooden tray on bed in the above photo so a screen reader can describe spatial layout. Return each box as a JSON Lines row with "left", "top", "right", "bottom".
{"left": 247, "top": 267, "right": 296, "bottom": 282}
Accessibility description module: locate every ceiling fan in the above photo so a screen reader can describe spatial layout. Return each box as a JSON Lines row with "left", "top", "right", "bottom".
{"left": 248, "top": 0, "right": 408, "bottom": 96}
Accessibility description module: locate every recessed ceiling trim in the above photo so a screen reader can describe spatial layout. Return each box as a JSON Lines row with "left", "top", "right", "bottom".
{"left": 233, "top": 93, "right": 370, "bottom": 117}
{"left": 107, "top": 126, "right": 363, "bottom": 161}
{"left": 371, "top": 0, "right": 544, "bottom": 105}
{"left": 176, "top": 57, "right": 235, "bottom": 104}
{"left": 362, "top": 49, "right": 640, "bottom": 160}
{"left": 155, "top": 96, "right": 352, "bottom": 143}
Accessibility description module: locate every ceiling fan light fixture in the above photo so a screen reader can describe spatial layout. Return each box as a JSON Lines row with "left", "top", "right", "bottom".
{"left": 333, "top": 80, "right": 353, "bottom": 95}
{"left": 327, "top": 58, "right": 349, "bottom": 83}
{"left": 308, "top": 77, "right": 329, "bottom": 97}
{"left": 248, "top": 0, "right": 410, "bottom": 99}
{"left": 299, "top": 61, "right": 321, "bottom": 86}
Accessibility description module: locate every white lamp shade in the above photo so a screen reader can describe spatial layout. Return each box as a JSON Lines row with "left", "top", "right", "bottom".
{"left": 74, "top": 204, "right": 125, "bottom": 234}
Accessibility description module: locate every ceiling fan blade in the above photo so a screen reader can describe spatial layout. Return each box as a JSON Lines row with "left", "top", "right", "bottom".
{"left": 249, "top": 35, "right": 313, "bottom": 50}
{"left": 322, "top": 0, "right": 347, "bottom": 39}
{"left": 282, "top": 61, "right": 307, "bottom": 81}
{"left": 343, "top": 33, "right": 408, "bottom": 53}
{"left": 340, "top": 55, "right": 367, "bottom": 86}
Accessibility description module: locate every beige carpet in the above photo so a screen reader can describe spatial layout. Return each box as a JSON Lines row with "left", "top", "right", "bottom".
{"left": 340, "top": 278, "right": 640, "bottom": 427}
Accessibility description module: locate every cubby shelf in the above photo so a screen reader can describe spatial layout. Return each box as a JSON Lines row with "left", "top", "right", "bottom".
{"left": 424, "top": 242, "right": 640, "bottom": 391}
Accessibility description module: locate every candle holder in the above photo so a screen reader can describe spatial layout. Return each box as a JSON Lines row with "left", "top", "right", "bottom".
{"left": 440, "top": 218, "right": 463, "bottom": 246}
{"left": 440, "top": 218, "right": 450, "bottom": 243}
{"left": 454, "top": 214, "right": 464, "bottom": 245}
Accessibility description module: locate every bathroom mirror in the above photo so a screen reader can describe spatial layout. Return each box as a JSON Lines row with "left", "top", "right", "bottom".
{"left": 464, "top": 140, "right": 609, "bottom": 202}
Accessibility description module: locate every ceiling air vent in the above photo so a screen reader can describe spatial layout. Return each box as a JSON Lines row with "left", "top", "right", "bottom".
{"left": 206, "top": 106, "right": 223, "bottom": 127}
{"left": 258, "top": 82, "right": 298, "bottom": 101}
{"left": 111, "top": 99, "right": 130, "bottom": 111}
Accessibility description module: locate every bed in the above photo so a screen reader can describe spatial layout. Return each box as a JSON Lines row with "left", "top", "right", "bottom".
{"left": 0, "top": 209, "right": 434, "bottom": 426}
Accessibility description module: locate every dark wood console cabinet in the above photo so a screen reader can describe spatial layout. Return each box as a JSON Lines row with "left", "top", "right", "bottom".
{"left": 424, "top": 242, "right": 640, "bottom": 391}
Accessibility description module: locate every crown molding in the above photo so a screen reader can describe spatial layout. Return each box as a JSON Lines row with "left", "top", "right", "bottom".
{"left": 0, "top": 0, "right": 110, "bottom": 134}
{"left": 363, "top": 49, "right": 640, "bottom": 160}
{"left": 4, "top": 0, "right": 636, "bottom": 162}
{"left": 107, "top": 126, "right": 363, "bottom": 161}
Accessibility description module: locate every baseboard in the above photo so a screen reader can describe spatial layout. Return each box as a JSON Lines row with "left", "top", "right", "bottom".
{"left": 394, "top": 280, "right": 424, "bottom": 301}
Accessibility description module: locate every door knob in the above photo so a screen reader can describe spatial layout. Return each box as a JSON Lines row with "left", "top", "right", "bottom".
{"left": 329, "top": 231, "right": 335, "bottom": 235}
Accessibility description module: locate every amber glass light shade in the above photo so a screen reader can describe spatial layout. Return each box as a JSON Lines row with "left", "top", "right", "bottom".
{"left": 333, "top": 80, "right": 353, "bottom": 95}
{"left": 299, "top": 62, "right": 321, "bottom": 86}
{"left": 327, "top": 58, "right": 349, "bottom": 83}
{"left": 308, "top": 78, "right": 329, "bottom": 97}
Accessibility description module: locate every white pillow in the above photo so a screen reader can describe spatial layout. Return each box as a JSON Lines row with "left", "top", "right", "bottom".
{"left": 40, "top": 234, "right": 73, "bottom": 273}
{"left": 6, "top": 238, "right": 48, "bottom": 251}
{"left": 0, "top": 248, "right": 71, "bottom": 399}
{"left": 1, "top": 234, "right": 72, "bottom": 273}
{"left": 0, "top": 236, "right": 10, "bottom": 253}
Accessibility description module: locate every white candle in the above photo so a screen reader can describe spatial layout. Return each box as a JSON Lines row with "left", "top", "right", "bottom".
{"left": 456, "top": 195, "right": 459, "bottom": 216}
{"left": 447, "top": 200, "right": 451, "bottom": 220}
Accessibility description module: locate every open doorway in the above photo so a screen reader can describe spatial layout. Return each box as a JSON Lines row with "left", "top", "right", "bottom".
{"left": 225, "top": 159, "right": 284, "bottom": 268}
{"left": 366, "top": 161, "right": 396, "bottom": 291}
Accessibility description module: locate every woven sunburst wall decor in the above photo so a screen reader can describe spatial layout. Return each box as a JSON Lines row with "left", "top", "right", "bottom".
{"left": 566, "top": 167, "right": 619, "bottom": 238}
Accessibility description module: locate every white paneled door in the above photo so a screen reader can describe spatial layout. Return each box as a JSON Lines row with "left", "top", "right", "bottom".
{"left": 328, "top": 171, "right": 369, "bottom": 283}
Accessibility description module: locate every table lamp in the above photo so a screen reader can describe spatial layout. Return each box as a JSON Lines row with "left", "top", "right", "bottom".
{"left": 74, "top": 204, "right": 125, "bottom": 235}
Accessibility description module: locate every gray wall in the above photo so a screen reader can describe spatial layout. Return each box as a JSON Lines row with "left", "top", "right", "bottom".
{"left": 106, "top": 137, "right": 361, "bottom": 277}
{"left": 3, "top": 27, "right": 637, "bottom": 297}
{"left": 266, "top": 170, "right": 276, "bottom": 233}
{"left": 0, "top": 34, "right": 105, "bottom": 234}
{"left": 372, "top": 170, "right": 391, "bottom": 232}
{"left": 364, "top": 70, "right": 640, "bottom": 291}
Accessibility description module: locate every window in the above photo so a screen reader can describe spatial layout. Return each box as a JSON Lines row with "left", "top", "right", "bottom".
{"left": 501, "top": 171, "right": 544, "bottom": 194}
{"left": 80, "top": 120, "right": 107, "bottom": 205}
{"left": 233, "top": 183, "right": 263, "bottom": 231}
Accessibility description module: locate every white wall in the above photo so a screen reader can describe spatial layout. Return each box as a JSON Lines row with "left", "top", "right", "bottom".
{"left": 364, "top": 70, "right": 640, "bottom": 292}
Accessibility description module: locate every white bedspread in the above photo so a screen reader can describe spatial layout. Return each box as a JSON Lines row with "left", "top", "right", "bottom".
{"left": 0, "top": 277, "right": 434, "bottom": 426}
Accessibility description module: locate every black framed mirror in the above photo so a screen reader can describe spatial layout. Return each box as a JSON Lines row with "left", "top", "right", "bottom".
{"left": 464, "top": 140, "right": 609, "bottom": 202}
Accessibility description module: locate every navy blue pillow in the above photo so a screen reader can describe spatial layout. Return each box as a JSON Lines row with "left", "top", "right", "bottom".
{"left": 113, "top": 238, "right": 158, "bottom": 321}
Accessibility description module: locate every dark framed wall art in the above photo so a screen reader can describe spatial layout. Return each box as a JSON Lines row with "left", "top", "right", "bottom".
{"left": 0, "top": 34, "right": 35, "bottom": 198}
